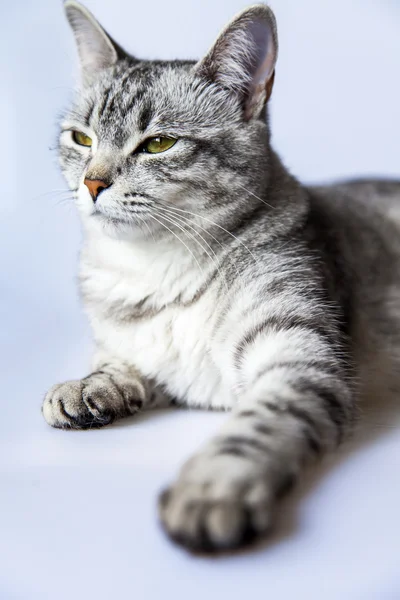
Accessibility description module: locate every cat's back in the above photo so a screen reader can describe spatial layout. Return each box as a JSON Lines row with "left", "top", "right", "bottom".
{"left": 306, "top": 176, "right": 400, "bottom": 298}
{"left": 307, "top": 178, "right": 400, "bottom": 406}
{"left": 310, "top": 178, "right": 400, "bottom": 227}
{"left": 307, "top": 178, "right": 400, "bottom": 261}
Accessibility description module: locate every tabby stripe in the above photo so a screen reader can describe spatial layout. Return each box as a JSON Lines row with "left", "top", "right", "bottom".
{"left": 182, "top": 267, "right": 221, "bottom": 306}
{"left": 286, "top": 405, "right": 322, "bottom": 455}
{"left": 258, "top": 400, "right": 321, "bottom": 454}
{"left": 117, "top": 66, "right": 140, "bottom": 96}
{"left": 286, "top": 403, "right": 319, "bottom": 431}
{"left": 124, "top": 192, "right": 153, "bottom": 201}
{"left": 60, "top": 147, "right": 83, "bottom": 162}
{"left": 138, "top": 103, "right": 152, "bottom": 132}
{"left": 291, "top": 379, "right": 347, "bottom": 443}
{"left": 260, "top": 401, "right": 280, "bottom": 413}
{"left": 154, "top": 171, "right": 193, "bottom": 185}
{"left": 239, "top": 410, "right": 257, "bottom": 417}
{"left": 121, "top": 87, "right": 145, "bottom": 118}
{"left": 84, "top": 102, "right": 95, "bottom": 126}
{"left": 218, "top": 435, "right": 271, "bottom": 455}
{"left": 123, "top": 199, "right": 151, "bottom": 208}
{"left": 234, "top": 313, "right": 337, "bottom": 369}
{"left": 254, "top": 359, "right": 340, "bottom": 383}
{"left": 98, "top": 86, "right": 113, "bottom": 117}
{"left": 260, "top": 391, "right": 339, "bottom": 449}
{"left": 192, "top": 139, "right": 240, "bottom": 173}
{"left": 253, "top": 422, "right": 273, "bottom": 435}
{"left": 217, "top": 447, "right": 248, "bottom": 458}
{"left": 111, "top": 266, "right": 221, "bottom": 322}
{"left": 106, "top": 94, "right": 117, "bottom": 115}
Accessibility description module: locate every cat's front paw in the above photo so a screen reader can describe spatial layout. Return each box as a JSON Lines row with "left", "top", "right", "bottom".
{"left": 42, "top": 372, "right": 144, "bottom": 430}
{"left": 158, "top": 454, "right": 276, "bottom": 553}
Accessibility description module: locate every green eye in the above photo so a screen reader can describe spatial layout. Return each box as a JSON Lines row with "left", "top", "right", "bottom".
{"left": 72, "top": 130, "right": 92, "bottom": 147}
{"left": 143, "top": 136, "right": 177, "bottom": 154}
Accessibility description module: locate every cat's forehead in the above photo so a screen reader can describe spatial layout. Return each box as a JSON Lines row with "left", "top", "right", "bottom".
{"left": 70, "top": 59, "right": 240, "bottom": 146}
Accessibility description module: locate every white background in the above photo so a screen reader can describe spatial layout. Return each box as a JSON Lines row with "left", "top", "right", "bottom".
{"left": 1, "top": 1, "right": 400, "bottom": 598}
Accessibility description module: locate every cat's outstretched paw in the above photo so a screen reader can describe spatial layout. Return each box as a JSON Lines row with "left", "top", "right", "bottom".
{"left": 158, "top": 455, "right": 276, "bottom": 553}
{"left": 42, "top": 372, "right": 145, "bottom": 430}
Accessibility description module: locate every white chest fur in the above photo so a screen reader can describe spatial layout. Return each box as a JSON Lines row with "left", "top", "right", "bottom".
{"left": 80, "top": 232, "right": 234, "bottom": 409}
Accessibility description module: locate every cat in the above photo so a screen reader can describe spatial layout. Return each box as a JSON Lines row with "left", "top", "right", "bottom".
{"left": 43, "top": 0, "right": 400, "bottom": 553}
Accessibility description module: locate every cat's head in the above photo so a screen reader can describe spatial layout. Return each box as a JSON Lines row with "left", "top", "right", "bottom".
{"left": 60, "top": 1, "right": 278, "bottom": 240}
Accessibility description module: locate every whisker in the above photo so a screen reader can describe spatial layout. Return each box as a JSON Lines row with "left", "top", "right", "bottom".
{"left": 158, "top": 204, "right": 244, "bottom": 284}
{"left": 157, "top": 205, "right": 224, "bottom": 249}
{"left": 153, "top": 208, "right": 229, "bottom": 293}
{"left": 32, "top": 189, "right": 77, "bottom": 202}
{"left": 156, "top": 207, "right": 221, "bottom": 257}
{"left": 236, "top": 183, "right": 275, "bottom": 210}
{"left": 156, "top": 201, "right": 260, "bottom": 266}
{"left": 55, "top": 197, "right": 75, "bottom": 207}
{"left": 155, "top": 206, "right": 242, "bottom": 285}
{"left": 148, "top": 214, "right": 204, "bottom": 275}
{"left": 135, "top": 212, "right": 156, "bottom": 242}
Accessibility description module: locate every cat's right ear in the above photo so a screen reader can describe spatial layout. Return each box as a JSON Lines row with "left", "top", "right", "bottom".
{"left": 64, "top": 1, "right": 129, "bottom": 83}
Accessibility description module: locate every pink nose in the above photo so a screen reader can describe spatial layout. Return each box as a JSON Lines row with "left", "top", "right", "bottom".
{"left": 84, "top": 178, "right": 110, "bottom": 201}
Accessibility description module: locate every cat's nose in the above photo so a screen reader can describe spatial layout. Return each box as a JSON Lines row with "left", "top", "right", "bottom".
{"left": 84, "top": 178, "right": 111, "bottom": 202}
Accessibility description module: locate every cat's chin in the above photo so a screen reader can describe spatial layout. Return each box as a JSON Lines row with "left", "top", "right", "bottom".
{"left": 84, "top": 212, "right": 150, "bottom": 242}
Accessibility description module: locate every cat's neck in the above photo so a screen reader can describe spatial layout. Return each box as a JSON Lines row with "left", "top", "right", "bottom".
{"left": 81, "top": 223, "right": 214, "bottom": 307}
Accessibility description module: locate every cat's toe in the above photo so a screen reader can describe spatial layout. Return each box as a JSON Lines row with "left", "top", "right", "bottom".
{"left": 158, "top": 480, "right": 272, "bottom": 553}
{"left": 42, "top": 380, "right": 114, "bottom": 430}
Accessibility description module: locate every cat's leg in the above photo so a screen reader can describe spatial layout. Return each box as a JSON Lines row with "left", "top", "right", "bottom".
{"left": 159, "top": 324, "right": 355, "bottom": 552}
{"left": 42, "top": 352, "right": 170, "bottom": 430}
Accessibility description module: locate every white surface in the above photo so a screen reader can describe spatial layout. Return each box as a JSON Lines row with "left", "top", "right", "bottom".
{"left": 1, "top": 1, "right": 400, "bottom": 598}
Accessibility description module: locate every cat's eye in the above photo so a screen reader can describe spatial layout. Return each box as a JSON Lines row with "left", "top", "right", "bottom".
{"left": 142, "top": 136, "right": 177, "bottom": 154}
{"left": 72, "top": 130, "right": 93, "bottom": 147}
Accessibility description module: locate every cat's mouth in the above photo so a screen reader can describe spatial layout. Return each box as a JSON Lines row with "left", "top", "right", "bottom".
{"left": 91, "top": 206, "right": 146, "bottom": 228}
{"left": 92, "top": 207, "right": 133, "bottom": 226}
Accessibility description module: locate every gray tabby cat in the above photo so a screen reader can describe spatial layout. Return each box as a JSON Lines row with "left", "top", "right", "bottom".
{"left": 43, "top": 0, "right": 400, "bottom": 552}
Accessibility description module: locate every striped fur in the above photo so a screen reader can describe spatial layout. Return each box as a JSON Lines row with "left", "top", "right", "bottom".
{"left": 43, "top": 2, "right": 400, "bottom": 552}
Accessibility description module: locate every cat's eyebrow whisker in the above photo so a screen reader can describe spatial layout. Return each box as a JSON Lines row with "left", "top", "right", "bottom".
{"left": 153, "top": 207, "right": 229, "bottom": 294}
{"left": 148, "top": 214, "right": 204, "bottom": 276}
{"left": 156, "top": 200, "right": 260, "bottom": 267}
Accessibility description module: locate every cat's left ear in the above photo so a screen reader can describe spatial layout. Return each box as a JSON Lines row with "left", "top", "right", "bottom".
{"left": 64, "top": 0, "right": 130, "bottom": 83}
{"left": 194, "top": 5, "right": 278, "bottom": 120}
